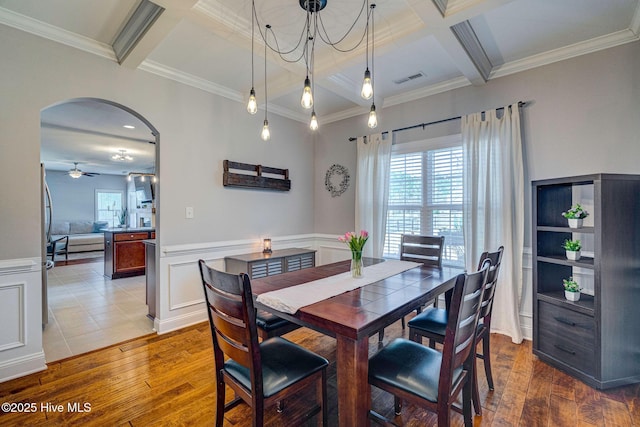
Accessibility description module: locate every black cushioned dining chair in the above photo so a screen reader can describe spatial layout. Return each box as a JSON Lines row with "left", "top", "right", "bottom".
{"left": 377, "top": 234, "right": 445, "bottom": 342}
{"left": 198, "top": 260, "right": 328, "bottom": 427}
{"left": 368, "top": 261, "right": 490, "bottom": 426}
{"left": 407, "top": 246, "right": 504, "bottom": 415}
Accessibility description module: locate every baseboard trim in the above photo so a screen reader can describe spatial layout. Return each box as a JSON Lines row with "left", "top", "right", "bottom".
{"left": 0, "top": 351, "right": 47, "bottom": 383}
{"left": 154, "top": 308, "right": 208, "bottom": 335}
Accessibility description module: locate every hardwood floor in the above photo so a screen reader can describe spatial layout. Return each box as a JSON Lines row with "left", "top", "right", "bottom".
{"left": 1, "top": 318, "right": 638, "bottom": 426}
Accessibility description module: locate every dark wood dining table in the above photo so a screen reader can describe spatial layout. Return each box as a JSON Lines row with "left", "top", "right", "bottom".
{"left": 252, "top": 258, "right": 464, "bottom": 427}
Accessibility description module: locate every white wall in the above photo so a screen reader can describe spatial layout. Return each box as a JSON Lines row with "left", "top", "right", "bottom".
{"left": 314, "top": 40, "right": 640, "bottom": 340}
{"left": 0, "top": 24, "right": 316, "bottom": 259}
{"left": 314, "top": 40, "right": 640, "bottom": 236}
{"left": 0, "top": 25, "right": 315, "bottom": 381}
{"left": 46, "top": 170, "right": 128, "bottom": 222}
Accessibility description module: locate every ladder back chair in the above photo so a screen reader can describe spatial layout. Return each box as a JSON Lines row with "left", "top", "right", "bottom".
{"left": 378, "top": 234, "right": 445, "bottom": 342}
{"left": 368, "top": 260, "right": 490, "bottom": 427}
{"left": 407, "top": 246, "right": 504, "bottom": 415}
{"left": 198, "top": 260, "right": 328, "bottom": 427}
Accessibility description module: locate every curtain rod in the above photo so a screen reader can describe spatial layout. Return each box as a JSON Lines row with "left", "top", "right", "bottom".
{"left": 348, "top": 101, "right": 527, "bottom": 142}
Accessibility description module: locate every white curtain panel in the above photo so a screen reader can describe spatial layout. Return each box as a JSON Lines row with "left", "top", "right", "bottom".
{"left": 355, "top": 133, "right": 392, "bottom": 258}
{"left": 462, "top": 103, "right": 524, "bottom": 344}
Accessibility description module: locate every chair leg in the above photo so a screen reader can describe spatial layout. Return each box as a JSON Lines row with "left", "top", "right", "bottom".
{"left": 437, "top": 403, "right": 450, "bottom": 427}
{"left": 319, "top": 369, "right": 327, "bottom": 426}
{"left": 394, "top": 396, "right": 402, "bottom": 415}
{"left": 215, "top": 377, "right": 225, "bottom": 427}
{"left": 472, "top": 353, "right": 482, "bottom": 415}
{"left": 462, "top": 377, "right": 473, "bottom": 427}
{"left": 401, "top": 316, "right": 405, "bottom": 329}
{"left": 482, "top": 334, "right": 494, "bottom": 390}
{"left": 378, "top": 329, "right": 385, "bottom": 342}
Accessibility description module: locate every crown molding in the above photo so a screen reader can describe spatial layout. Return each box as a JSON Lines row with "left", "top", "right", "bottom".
{"left": 382, "top": 76, "right": 470, "bottom": 109}
{"left": 193, "top": 0, "right": 252, "bottom": 39}
{"left": 138, "top": 60, "right": 243, "bottom": 102}
{"left": 322, "top": 105, "right": 371, "bottom": 124}
{"left": 0, "top": 7, "right": 116, "bottom": 61}
{"left": 490, "top": 28, "right": 640, "bottom": 79}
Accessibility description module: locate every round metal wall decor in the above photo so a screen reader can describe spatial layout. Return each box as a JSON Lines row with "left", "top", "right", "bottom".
{"left": 325, "top": 164, "right": 350, "bottom": 197}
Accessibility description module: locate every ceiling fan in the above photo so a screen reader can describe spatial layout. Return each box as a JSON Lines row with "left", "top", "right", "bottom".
{"left": 68, "top": 162, "right": 100, "bottom": 178}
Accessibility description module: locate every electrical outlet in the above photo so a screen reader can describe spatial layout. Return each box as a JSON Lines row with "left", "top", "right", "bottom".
{"left": 185, "top": 206, "right": 194, "bottom": 219}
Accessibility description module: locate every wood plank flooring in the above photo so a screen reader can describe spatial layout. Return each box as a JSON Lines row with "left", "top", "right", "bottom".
{"left": 1, "top": 318, "right": 639, "bottom": 426}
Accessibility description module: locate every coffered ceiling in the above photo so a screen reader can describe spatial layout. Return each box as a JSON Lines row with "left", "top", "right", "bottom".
{"left": 1, "top": 0, "right": 638, "bottom": 173}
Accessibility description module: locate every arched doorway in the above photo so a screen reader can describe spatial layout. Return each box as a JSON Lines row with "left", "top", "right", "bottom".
{"left": 40, "top": 98, "right": 159, "bottom": 362}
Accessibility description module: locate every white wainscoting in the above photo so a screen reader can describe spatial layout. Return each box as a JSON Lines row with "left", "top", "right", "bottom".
{"left": 0, "top": 258, "right": 47, "bottom": 383}
{"left": 155, "top": 234, "right": 535, "bottom": 342}
{"left": 154, "top": 234, "right": 320, "bottom": 334}
{"left": 0, "top": 238, "right": 536, "bottom": 383}
{"left": 0, "top": 282, "right": 25, "bottom": 352}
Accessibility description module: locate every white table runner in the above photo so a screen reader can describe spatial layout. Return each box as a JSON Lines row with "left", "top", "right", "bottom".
{"left": 256, "top": 260, "right": 422, "bottom": 314}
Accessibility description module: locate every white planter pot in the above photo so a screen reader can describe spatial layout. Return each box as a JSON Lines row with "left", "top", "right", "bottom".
{"left": 565, "top": 290, "right": 581, "bottom": 301}
{"left": 567, "top": 218, "right": 583, "bottom": 228}
{"left": 566, "top": 250, "right": 581, "bottom": 261}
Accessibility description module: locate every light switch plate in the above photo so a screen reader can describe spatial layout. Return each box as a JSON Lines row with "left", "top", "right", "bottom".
{"left": 185, "top": 206, "right": 194, "bottom": 219}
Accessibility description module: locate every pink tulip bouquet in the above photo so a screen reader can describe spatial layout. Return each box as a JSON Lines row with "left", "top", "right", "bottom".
{"left": 339, "top": 230, "right": 368, "bottom": 277}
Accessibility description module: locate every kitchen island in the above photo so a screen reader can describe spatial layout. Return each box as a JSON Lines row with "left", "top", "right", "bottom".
{"left": 103, "top": 227, "right": 155, "bottom": 279}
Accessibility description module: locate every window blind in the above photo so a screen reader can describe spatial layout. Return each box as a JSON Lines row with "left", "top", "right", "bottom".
{"left": 384, "top": 141, "right": 464, "bottom": 266}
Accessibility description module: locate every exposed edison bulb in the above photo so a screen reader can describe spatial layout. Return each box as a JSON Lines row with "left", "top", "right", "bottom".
{"left": 361, "top": 69, "right": 373, "bottom": 100}
{"left": 301, "top": 77, "right": 313, "bottom": 109}
{"left": 261, "top": 119, "right": 271, "bottom": 141}
{"left": 140, "top": 175, "right": 145, "bottom": 182}
{"left": 368, "top": 104, "right": 378, "bottom": 129}
{"left": 127, "top": 175, "right": 132, "bottom": 182}
{"left": 152, "top": 175, "right": 157, "bottom": 183}
{"left": 310, "top": 111, "right": 318, "bottom": 131}
{"left": 247, "top": 88, "right": 258, "bottom": 114}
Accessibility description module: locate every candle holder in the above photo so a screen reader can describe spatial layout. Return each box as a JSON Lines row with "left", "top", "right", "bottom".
{"left": 263, "top": 238, "right": 272, "bottom": 254}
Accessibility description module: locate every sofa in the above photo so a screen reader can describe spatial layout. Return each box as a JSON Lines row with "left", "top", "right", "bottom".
{"left": 50, "top": 220, "right": 108, "bottom": 253}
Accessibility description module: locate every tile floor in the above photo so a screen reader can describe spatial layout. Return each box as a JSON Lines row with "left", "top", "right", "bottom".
{"left": 43, "top": 260, "right": 155, "bottom": 363}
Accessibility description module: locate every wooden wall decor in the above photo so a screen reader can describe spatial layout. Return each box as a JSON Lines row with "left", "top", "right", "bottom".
{"left": 223, "top": 160, "right": 291, "bottom": 191}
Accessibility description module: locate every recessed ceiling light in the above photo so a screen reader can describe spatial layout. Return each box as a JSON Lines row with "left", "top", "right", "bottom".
{"left": 123, "top": 125, "right": 135, "bottom": 129}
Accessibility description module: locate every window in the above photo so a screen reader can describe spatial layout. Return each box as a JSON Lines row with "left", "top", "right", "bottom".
{"left": 95, "top": 190, "right": 124, "bottom": 227}
{"left": 384, "top": 135, "right": 464, "bottom": 266}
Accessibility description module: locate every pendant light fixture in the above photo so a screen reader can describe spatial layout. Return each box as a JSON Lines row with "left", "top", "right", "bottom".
{"left": 261, "top": 24, "right": 270, "bottom": 141}
{"left": 301, "top": 77, "right": 313, "bottom": 109}
{"left": 360, "top": 0, "right": 373, "bottom": 100}
{"left": 309, "top": 10, "right": 318, "bottom": 131}
{"left": 246, "top": 1, "right": 376, "bottom": 135}
{"left": 300, "top": 0, "right": 314, "bottom": 109}
{"left": 367, "top": 3, "right": 377, "bottom": 129}
{"left": 246, "top": 1, "right": 258, "bottom": 114}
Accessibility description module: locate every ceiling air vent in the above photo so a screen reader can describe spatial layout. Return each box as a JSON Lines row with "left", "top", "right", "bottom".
{"left": 393, "top": 72, "right": 425, "bottom": 85}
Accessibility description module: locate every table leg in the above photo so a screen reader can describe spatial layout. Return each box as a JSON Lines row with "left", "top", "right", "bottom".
{"left": 336, "top": 334, "right": 369, "bottom": 427}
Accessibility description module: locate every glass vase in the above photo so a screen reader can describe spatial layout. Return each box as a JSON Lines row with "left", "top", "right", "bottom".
{"left": 351, "top": 250, "right": 363, "bottom": 278}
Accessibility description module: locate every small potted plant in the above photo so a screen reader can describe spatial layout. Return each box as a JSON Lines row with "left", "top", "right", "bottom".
{"left": 563, "top": 276, "right": 581, "bottom": 301}
{"left": 561, "top": 203, "right": 589, "bottom": 228}
{"left": 562, "top": 239, "right": 581, "bottom": 260}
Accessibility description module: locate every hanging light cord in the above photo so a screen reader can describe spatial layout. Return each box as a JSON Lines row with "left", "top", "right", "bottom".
{"left": 371, "top": 3, "right": 375, "bottom": 101}
{"left": 250, "top": 1, "right": 255, "bottom": 87}
{"left": 253, "top": 0, "right": 369, "bottom": 62}
{"left": 264, "top": 25, "right": 268, "bottom": 118}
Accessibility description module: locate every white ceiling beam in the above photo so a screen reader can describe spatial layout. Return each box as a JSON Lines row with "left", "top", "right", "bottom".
{"left": 406, "top": 0, "right": 515, "bottom": 85}
{"left": 119, "top": 0, "right": 200, "bottom": 69}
